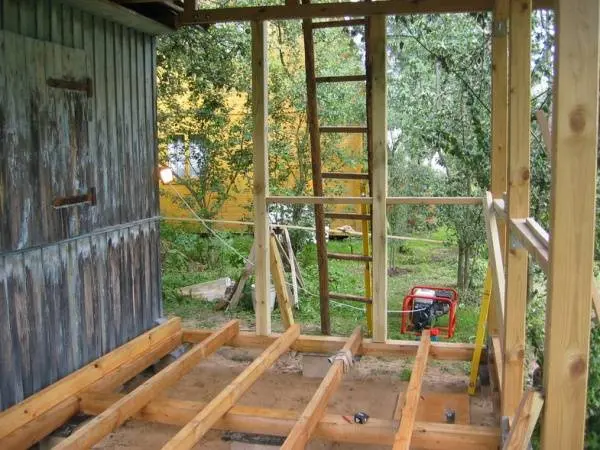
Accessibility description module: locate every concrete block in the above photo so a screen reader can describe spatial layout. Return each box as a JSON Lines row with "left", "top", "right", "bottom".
{"left": 302, "top": 353, "right": 331, "bottom": 378}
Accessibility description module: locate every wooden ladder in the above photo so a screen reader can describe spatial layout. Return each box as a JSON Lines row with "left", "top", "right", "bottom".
{"left": 302, "top": 10, "right": 374, "bottom": 335}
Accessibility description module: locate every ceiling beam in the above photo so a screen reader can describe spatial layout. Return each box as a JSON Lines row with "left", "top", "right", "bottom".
{"left": 180, "top": 0, "right": 553, "bottom": 25}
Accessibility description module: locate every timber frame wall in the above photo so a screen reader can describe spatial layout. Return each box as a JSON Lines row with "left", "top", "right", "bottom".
{"left": 180, "top": 0, "right": 599, "bottom": 447}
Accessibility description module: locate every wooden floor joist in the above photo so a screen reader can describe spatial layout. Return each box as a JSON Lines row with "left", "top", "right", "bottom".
{"left": 81, "top": 391, "right": 501, "bottom": 450}
{"left": 54, "top": 320, "right": 240, "bottom": 450}
{"left": 0, "top": 317, "right": 182, "bottom": 447}
{"left": 182, "top": 328, "right": 476, "bottom": 360}
{"left": 161, "top": 324, "right": 301, "bottom": 450}
{"left": 281, "top": 327, "right": 362, "bottom": 449}
{"left": 393, "top": 330, "right": 431, "bottom": 450}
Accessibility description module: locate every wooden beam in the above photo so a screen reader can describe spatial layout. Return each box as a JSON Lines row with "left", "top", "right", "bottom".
{"left": 182, "top": 328, "right": 477, "bottom": 360}
{"left": 541, "top": 0, "right": 600, "bottom": 447}
{"left": 0, "top": 317, "right": 181, "bottom": 441}
{"left": 281, "top": 327, "right": 362, "bottom": 449}
{"left": 386, "top": 196, "right": 482, "bottom": 205}
{"left": 81, "top": 391, "right": 501, "bottom": 449}
{"left": 503, "top": 390, "right": 544, "bottom": 450}
{"left": 509, "top": 219, "right": 548, "bottom": 272}
{"left": 370, "top": 14, "right": 388, "bottom": 343}
{"left": 488, "top": 0, "right": 509, "bottom": 340}
{"left": 54, "top": 321, "right": 239, "bottom": 450}
{"left": 179, "top": 0, "right": 554, "bottom": 25}
{"left": 393, "top": 330, "right": 431, "bottom": 449}
{"left": 483, "top": 192, "right": 506, "bottom": 334}
{"left": 269, "top": 234, "right": 295, "bottom": 329}
{"left": 251, "top": 20, "right": 271, "bottom": 336}
{"left": 267, "top": 196, "right": 372, "bottom": 205}
{"left": 161, "top": 324, "right": 300, "bottom": 450}
{"left": 502, "top": 0, "right": 531, "bottom": 418}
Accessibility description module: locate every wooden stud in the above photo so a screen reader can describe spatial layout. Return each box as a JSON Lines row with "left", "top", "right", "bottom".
{"left": 386, "top": 197, "right": 482, "bottom": 205}
{"left": 251, "top": 20, "right": 271, "bottom": 336}
{"left": 281, "top": 326, "right": 362, "bottom": 449}
{"left": 269, "top": 234, "right": 295, "bottom": 329}
{"left": 488, "top": 0, "right": 509, "bottom": 339}
{"left": 180, "top": 0, "right": 554, "bottom": 25}
{"left": 182, "top": 328, "right": 477, "bottom": 360}
{"left": 283, "top": 228, "right": 300, "bottom": 305}
{"left": 161, "top": 324, "right": 300, "bottom": 450}
{"left": 393, "top": 330, "right": 431, "bottom": 449}
{"left": 509, "top": 219, "right": 548, "bottom": 271}
{"left": 0, "top": 318, "right": 181, "bottom": 441}
{"left": 502, "top": 0, "right": 531, "bottom": 419}
{"left": 54, "top": 321, "right": 239, "bottom": 450}
{"left": 541, "top": 0, "right": 600, "bottom": 448}
{"left": 82, "top": 391, "right": 500, "bottom": 449}
{"left": 369, "top": 14, "right": 387, "bottom": 343}
{"left": 503, "top": 390, "right": 544, "bottom": 450}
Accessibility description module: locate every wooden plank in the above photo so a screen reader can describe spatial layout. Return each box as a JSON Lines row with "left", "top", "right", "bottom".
{"left": 311, "top": 19, "right": 367, "bottom": 29}
{"left": 182, "top": 329, "right": 476, "bottom": 360}
{"left": 181, "top": 0, "right": 553, "bottom": 24}
{"left": 502, "top": 0, "right": 531, "bottom": 418}
{"left": 393, "top": 330, "right": 431, "bottom": 449}
{"left": 251, "top": 21, "right": 271, "bottom": 336}
{"left": 324, "top": 212, "right": 371, "bottom": 221}
{"left": 281, "top": 327, "right": 362, "bottom": 449}
{"left": 370, "top": 14, "right": 387, "bottom": 342}
{"left": 509, "top": 219, "right": 548, "bottom": 271}
{"left": 267, "top": 196, "right": 372, "bottom": 205}
{"left": 54, "top": 320, "right": 239, "bottom": 450}
{"left": 302, "top": 4, "right": 330, "bottom": 335}
{"left": 491, "top": 335, "right": 504, "bottom": 390}
{"left": 1, "top": 330, "right": 182, "bottom": 450}
{"left": 503, "top": 390, "right": 544, "bottom": 450}
{"left": 386, "top": 196, "right": 482, "bottom": 205}
{"left": 82, "top": 391, "right": 500, "bottom": 449}
{"left": 227, "top": 243, "right": 256, "bottom": 310}
{"left": 269, "top": 235, "right": 295, "bottom": 329}
{"left": 161, "top": 324, "right": 301, "bottom": 450}
{"left": 0, "top": 318, "right": 181, "bottom": 440}
{"left": 283, "top": 228, "right": 300, "bottom": 305}
{"left": 541, "top": 0, "right": 600, "bottom": 447}
{"left": 483, "top": 192, "right": 506, "bottom": 331}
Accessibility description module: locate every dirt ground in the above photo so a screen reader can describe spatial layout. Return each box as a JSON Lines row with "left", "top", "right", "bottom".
{"left": 92, "top": 345, "right": 498, "bottom": 450}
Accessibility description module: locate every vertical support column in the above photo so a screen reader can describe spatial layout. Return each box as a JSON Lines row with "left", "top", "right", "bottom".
{"left": 541, "top": 1, "right": 600, "bottom": 448}
{"left": 369, "top": 15, "right": 387, "bottom": 343}
{"left": 488, "top": 0, "right": 509, "bottom": 339}
{"left": 502, "top": 0, "right": 530, "bottom": 418}
{"left": 252, "top": 21, "right": 271, "bottom": 336}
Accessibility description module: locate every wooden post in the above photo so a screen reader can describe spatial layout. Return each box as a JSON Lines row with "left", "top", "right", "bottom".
{"left": 369, "top": 14, "right": 388, "bottom": 343}
{"left": 488, "top": 0, "right": 509, "bottom": 338}
{"left": 541, "top": 0, "right": 600, "bottom": 448}
{"left": 502, "top": 0, "right": 530, "bottom": 418}
{"left": 252, "top": 20, "right": 271, "bottom": 336}
{"left": 504, "top": 391, "right": 544, "bottom": 450}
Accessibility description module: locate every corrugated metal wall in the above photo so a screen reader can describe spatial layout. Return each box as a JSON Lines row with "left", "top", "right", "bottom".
{"left": 0, "top": 0, "right": 162, "bottom": 410}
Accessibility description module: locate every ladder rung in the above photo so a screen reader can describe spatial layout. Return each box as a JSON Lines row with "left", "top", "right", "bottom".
{"left": 320, "top": 126, "right": 368, "bottom": 133}
{"left": 316, "top": 75, "right": 367, "bottom": 83}
{"left": 324, "top": 213, "right": 371, "bottom": 221}
{"left": 329, "top": 293, "right": 372, "bottom": 304}
{"left": 327, "top": 252, "right": 372, "bottom": 262}
{"left": 322, "top": 172, "right": 369, "bottom": 180}
{"left": 311, "top": 19, "right": 367, "bottom": 29}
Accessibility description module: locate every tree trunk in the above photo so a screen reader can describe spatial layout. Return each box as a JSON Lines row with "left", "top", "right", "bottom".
{"left": 457, "top": 243, "right": 466, "bottom": 291}
{"left": 463, "top": 244, "right": 471, "bottom": 290}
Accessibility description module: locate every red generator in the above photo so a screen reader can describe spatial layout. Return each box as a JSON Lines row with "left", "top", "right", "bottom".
{"left": 400, "top": 286, "right": 459, "bottom": 339}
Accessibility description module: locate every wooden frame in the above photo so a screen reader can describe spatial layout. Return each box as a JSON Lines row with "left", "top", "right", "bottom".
{"left": 0, "top": 321, "right": 499, "bottom": 449}
{"left": 179, "top": 0, "right": 553, "bottom": 24}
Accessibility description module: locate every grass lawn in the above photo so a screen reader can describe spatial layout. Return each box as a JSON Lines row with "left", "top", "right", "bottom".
{"left": 160, "top": 223, "right": 484, "bottom": 344}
